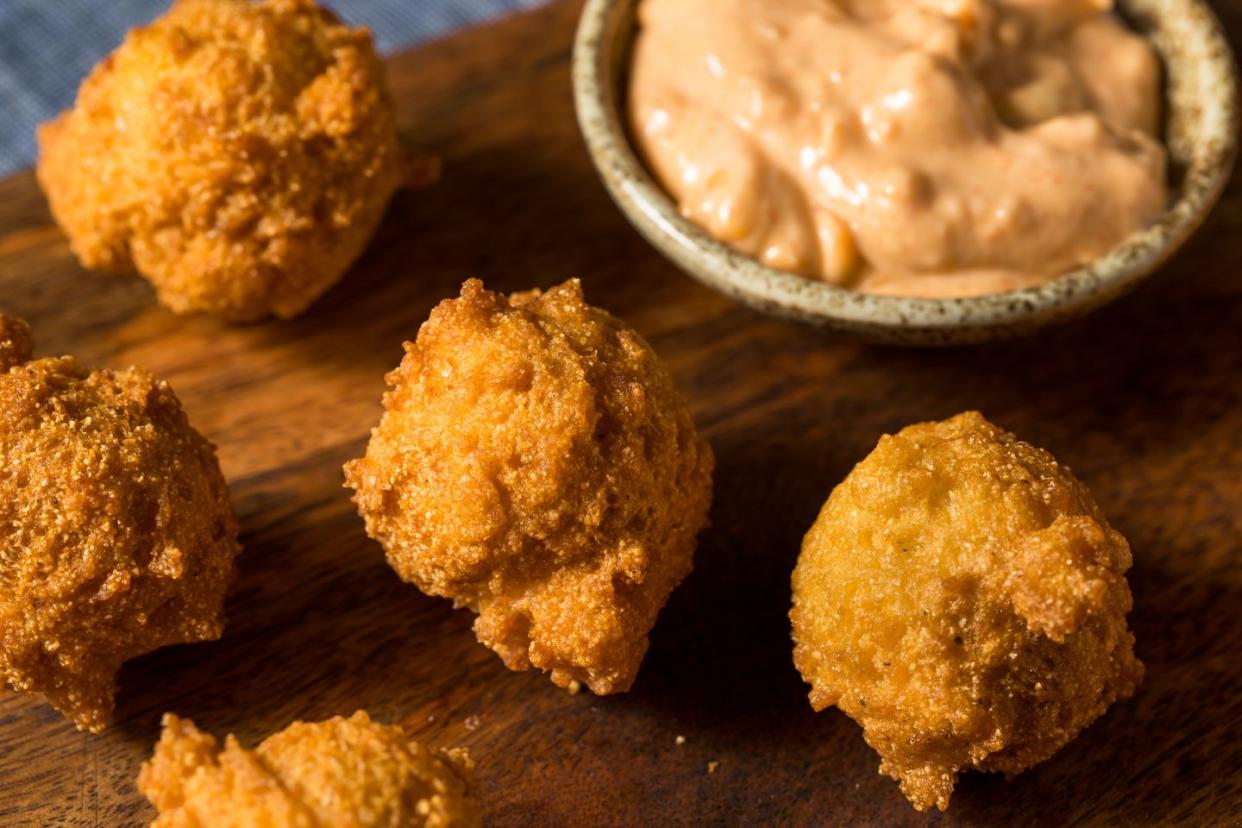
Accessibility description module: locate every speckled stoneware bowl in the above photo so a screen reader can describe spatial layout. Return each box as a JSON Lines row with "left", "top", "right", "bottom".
{"left": 573, "top": 0, "right": 1238, "bottom": 345}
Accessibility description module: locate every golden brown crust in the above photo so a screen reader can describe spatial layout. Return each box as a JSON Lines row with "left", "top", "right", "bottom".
{"left": 0, "top": 317, "right": 239, "bottom": 731}
{"left": 345, "top": 279, "right": 714, "bottom": 694}
{"left": 790, "top": 411, "right": 1142, "bottom": 811}
{"left": 36, "top": 0, "right": 401, "bottom": 320}
{"left": 138, "top": 711, "right": 482, "bottom": 827}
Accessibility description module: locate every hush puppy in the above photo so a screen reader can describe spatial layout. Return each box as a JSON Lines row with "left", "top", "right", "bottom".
{"left": 345, "top": 279, "right": 714, "bottom": 694}
{"left": 0, "top": 315, "right": 240, "bottom": 732}
{"left": 791, "top": 412, "right": 1142, "bottom": 811}
{"left": 139, "top": 710, "right": 480, "bottom": 827}
{"left": 37, "top": 0, "right": 402, "bottom": 320}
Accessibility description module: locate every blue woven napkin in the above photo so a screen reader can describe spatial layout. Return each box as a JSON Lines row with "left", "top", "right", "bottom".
{"left": 0, "top": 0, "right": 544, "bottom": 175}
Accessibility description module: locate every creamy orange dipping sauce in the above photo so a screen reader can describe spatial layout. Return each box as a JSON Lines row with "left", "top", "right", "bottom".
{"left": 629, "top": 0, "right": 1168, "bottom": 297}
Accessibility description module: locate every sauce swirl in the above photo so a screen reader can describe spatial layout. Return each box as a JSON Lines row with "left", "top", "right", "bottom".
{"left": 629, "top": 0, "right": 1167, "bottom": 297}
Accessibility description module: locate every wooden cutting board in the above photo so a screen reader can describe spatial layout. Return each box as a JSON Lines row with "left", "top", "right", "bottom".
{"left": 1, "top": 1, "right": 1240, "bottom": 825}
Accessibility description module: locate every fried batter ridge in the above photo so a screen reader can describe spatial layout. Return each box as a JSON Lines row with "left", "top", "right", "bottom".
{"left": 139, "top": 710, "right": 481, "bottom": 827}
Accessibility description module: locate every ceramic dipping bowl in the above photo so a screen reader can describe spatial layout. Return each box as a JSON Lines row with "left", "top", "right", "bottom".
{"left": 572, "top": 0, "right": 1238, "bottom": 344}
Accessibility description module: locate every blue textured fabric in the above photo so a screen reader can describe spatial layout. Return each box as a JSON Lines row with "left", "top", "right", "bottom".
{"left": 0, "top": 0, "right": 544, "bottom": 174}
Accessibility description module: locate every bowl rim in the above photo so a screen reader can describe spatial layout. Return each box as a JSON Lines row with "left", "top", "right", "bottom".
{"left": 572, "top": 0, "right": 1239, "bottom": 342}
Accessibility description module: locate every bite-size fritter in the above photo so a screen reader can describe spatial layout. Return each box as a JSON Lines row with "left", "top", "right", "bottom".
{"left": 790, "top": 412, "right": 1142, "bottom": 811}
{"left": 37, "top": 0, "right": 402, "bottom": 321}
{"left": 139, "top": 710, "right": 481, "bottom": 827}
{"left": 0, "top": 315, "right": 239, "bottom": 732}
{"left": 345, "top": 279, "right": 714, "bottom": 694}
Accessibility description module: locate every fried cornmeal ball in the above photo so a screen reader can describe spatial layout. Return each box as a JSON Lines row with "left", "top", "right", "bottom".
{"left": 36, "top": 0, "right": 402, "bottom": 321}
{"left": 138, "top": 711, "right": 481, "bottom": 827}
{"left": 791, "top": 412, "right": 1142, "bottom": 811}
{"left": 344, "top": 279, "right": 714, "bottom": 694}
{"left": 0, "top": 314, "right": 240, "bottom": 732}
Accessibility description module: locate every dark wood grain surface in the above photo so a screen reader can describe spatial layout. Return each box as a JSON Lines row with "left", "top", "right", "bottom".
{"left": 1, "top": 1, "right": 1241, "bottom": 825}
